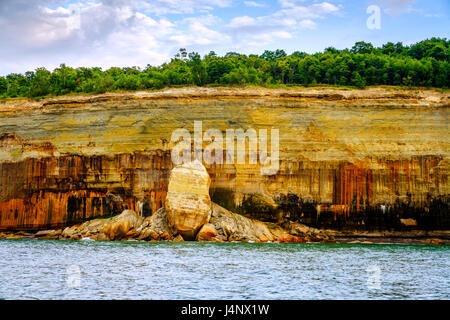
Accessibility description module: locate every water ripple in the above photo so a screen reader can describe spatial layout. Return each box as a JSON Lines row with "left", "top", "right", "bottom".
{"left": 0, "top": 239, "right": 448, "bottom": 299}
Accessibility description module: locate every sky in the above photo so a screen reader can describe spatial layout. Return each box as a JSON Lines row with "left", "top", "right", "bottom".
{"left": 0, "top": 0, "right": 448, "bottom": 75}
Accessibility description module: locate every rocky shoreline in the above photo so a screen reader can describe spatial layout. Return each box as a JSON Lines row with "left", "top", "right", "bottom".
{"left": 1, "top": 226, "right": 447, "bottom": 245}
{"left": 0, "top": 205, "right": 335, "bottom": 243}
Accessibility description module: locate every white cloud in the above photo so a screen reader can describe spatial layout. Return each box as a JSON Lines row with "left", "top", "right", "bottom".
{"left": 278, "top": 0, "right": 306, "bottom": 8}
{"left": 244, "top": 1, "right": 266, "bottom": 7}
{"left": 138, "top": 0, "right": 232, "bottom": 15}
{"left": 0, "top": 0, "right": 342, "bottom": 74}
{"left": 377, "top": 0, "right": 417, "bottom": 15}
{"left": 187, "top": 20, "right": 229, "bottom": 45}
{"left": 0, "top": 0, "right": 235, "bottom": 74}
{"left": 225, "top": 1, "right": 340, "bottom": 49}
{"left": 380, "top": 0, "right": 447, "bottom": 18}
{"left": 228, "top": 16, "right": 257, "bottom": 27}
{"left": 298, "top": 19, "right": 316, "bottom": 29}
{"left": 272, "top": 31, "right": 293, "bottom": 39}
{"left": 182, "top": 14, "right": 222, "bottom": 26}
{"left": 276, "top": 1, "right": 340, "bottom": 19}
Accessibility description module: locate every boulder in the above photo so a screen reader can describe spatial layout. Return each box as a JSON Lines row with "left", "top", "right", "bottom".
{"left": 165, "top": 160, "right": 212, "bottom": 240}
{"left": 207, "top": 202, "right": 333, "bottom": 243}
{"left": 196, "top": 223, "right": 220, "bottom": 241}
{"left": 100, "top": 210, "right": 142, "bottom": 240}
{"left": 62, "top": 209, "right": 142, "bottom": 240}
{"left": 209, "top": 203, "right": 274, "bottom": 242}
{"left": 427, "top": 238, "right": 445, "bottom": 245}
{"left": 34, "top": 229, "right": 62, "bottom": 240}
{"left": 282, "top": 221, "right": 333, "bottom": 241}
{"left": 91, "top": 233, "right": 110, "bottom": 241}
{"left": 400, "top": 218, "right": 417, "bottom": 227}
{"left": 267, "top": 225, "right": 297, "bottom": 242}
{"left": 4, "top": 233, "right": 26, "bottom": 239}
{"left": 62, "top": 218, "right": 109, "bottom": 239}
{"left": 173, "top": 234, "right": 184, "bottom": 242}
{"left": 136, "top": 207, "right": 175, "bottom": 240}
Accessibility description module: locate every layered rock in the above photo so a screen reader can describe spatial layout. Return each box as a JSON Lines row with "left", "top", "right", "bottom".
{"left": 61, "top": 209, "right": 142, "bottom": 241}
{"left": 58, "top": 203, "right": 331, "bottom": 243}
{"left": 34, "top": 229, "right": 62, "bottom": 240}
{"left": 207, "top": 203, "right": 274, "bottom": 242}
{"left": 99, "top": 209, "right": 143, "bottom": 240}
{"left": 0, "top": 87, "right": 448, "bottom": 231}
{"left": 196, "top": 223, "right": 219, "bottom": 241}
{"left": 0, "top": 151, "right": 170, "bottom": 230}
{"left": 165, "top": 160, "right": 211, "bottom": 239}
{"left": 203, "top": 203, "right": 331, "bottom": 242}
{"left": 136, "top": 207, "right": 174, "bottom": 241}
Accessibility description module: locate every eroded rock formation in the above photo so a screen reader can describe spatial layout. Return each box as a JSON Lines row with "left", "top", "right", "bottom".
{"left": 61, "top": 209, "right": 142, "bottom": 241}
{"left": 0, "top": 87, "right": 448, "bottom": 231}
{"left": 54, "top": 160, "right": 332, "bottom": 242}
{"left": 165, "top": 160, "right": 211, "bottom": 240}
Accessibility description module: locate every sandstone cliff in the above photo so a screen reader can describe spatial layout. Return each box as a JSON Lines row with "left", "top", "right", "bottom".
{"left": 0, "top": 87, "right": 448, "bottom": 231}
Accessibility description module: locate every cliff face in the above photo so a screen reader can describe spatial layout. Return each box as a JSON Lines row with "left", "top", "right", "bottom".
{"left": 0, "top": 87, "right": 448, "bottom": 230}
{"left": 0, "top": 151, "right": 170, "bottom": 229}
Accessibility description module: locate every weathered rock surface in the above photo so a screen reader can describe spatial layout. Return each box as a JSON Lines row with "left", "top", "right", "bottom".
{"left": 195, "top": 202, "right": 332, "bottom": 242}
{"left": 0, "top": 231, "right": 34, "bottom": 239}
{"left": 173, "top": 234, "right": 184, "bottom": 242}
{"left": 196, "top": 223, "right": 220, "bottom": 242}
{"left": 56, "top": 201, "right": 332, "bottom": 243}
{"left": 281, "top": 221, "right": 331, "bottom": 241}
{"left": 208, "top": 203, "right": 274, "bottom": 242}
{"left": 99, "top": 210, "right": 143, "bottom": 240}
{"left": 0, "top": 88, "right": 448, "bottom": 231}
{"left": 62, "top": 209, "right": 142, "bottom": 241}
{"left": 165, "top": 160, "right": 212, "bottom": 240}
{"left": 326, "top": 229, "right": 450, "bottom": 239}
{"left": 136, "top": 207, "right": 174, "bottom": 241}
{"left": 34, "top": 229, "right": 62, "bottom": 239}
{"left": 62, "top": 219, "right": 107, "bottom": 240}
{"left": 400, "top": 218, "right": 418, "bottom": 227}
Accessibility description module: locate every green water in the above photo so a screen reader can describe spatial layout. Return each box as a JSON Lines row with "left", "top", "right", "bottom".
{"left": 0, "top": 239, "right": 448, "bottom": 299}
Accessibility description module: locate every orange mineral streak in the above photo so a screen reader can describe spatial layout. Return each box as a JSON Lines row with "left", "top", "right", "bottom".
{"left": 338, "top": 164, "right": 373, "bottom": 215}
{"left": 0, "top": 190, "right": 106, "bottom": 229}
{"left": 0, "top": 145, "right": 445, "bottom": 230}
{"left": 0, "top": 152, "right": 172, "bottom": 230}
{"left": 330, "top": 156, "right": 445, "bottom": 218}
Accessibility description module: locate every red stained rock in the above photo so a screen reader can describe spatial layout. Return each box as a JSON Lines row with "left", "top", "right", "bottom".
{"left": 196, "top": 223, "right": 219, "bottom": 242}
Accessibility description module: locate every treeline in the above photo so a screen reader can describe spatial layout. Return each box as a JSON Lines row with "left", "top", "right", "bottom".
{"left": 1, "top": 38, "right": 448, "bottom": 98}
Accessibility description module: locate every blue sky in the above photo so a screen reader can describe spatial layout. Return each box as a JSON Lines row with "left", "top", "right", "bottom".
{"left": 0, "top": 0, "right": 448, "bottom": 75}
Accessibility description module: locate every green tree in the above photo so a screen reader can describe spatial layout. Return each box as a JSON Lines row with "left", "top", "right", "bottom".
{"left": 188, "top": 52, "right": 207, "bottom": 86}
{"left": 29, "top": 68, "right": 51, "bottom": 97}
{"left": 352, "top": 72, "right": 366, "bottom": 88}
{"left": 351, "top": 41, "right": 374, "bottom": 54}
{"left": 1, "top": 38, "right": 448, "bottom": 98}
{"left": 0, "top": 77, "right": 7, "bottom": 95}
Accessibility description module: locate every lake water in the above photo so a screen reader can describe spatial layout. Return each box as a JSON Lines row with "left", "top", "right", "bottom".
{"left": 0, "top": 239, "right": 448, "bottom": 300}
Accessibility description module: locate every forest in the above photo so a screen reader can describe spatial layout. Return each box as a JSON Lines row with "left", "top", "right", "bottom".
{"left": 0, "top": 38, "right": 448, "bottom": 98}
